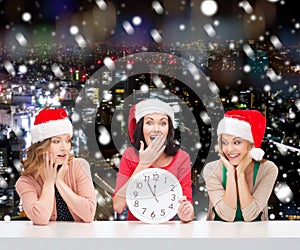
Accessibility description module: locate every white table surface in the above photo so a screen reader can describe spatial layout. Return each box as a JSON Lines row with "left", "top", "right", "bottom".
{"left": 1, "top": 220, "right": 300, "bottom": 250}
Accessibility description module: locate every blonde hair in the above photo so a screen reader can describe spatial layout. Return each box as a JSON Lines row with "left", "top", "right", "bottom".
{"left": 21, "top": 139, "right": 74, "bottom": 179}
{"left": 217, "top": 136, "right": 223, "bottom": 155}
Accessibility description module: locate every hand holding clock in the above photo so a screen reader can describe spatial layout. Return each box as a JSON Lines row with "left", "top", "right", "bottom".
{"left": 177, "top": 196, "right": 194, "bottom": 223}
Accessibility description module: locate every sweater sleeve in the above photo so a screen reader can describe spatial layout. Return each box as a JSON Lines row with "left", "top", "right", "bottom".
{"left": 177, "top": 151, "right": 193, "bottom": 203}
{"left": 203, "top": 160, "right": 237, "bottom": 221}
{"left": 241, "top": 160, "right": 278, "bottom": 221}
{"left": 15, "top": 176, "right": 53, "bottom": 225}
{"left": 66, "top": 158, "right": 97, "bottom": 222}
{"left": 113, "top": 147, "right": 137, "bottom": 197}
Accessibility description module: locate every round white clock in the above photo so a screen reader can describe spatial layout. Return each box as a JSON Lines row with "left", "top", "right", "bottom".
{"left": 126, "top": 168, "right": 183, "bottom": 224}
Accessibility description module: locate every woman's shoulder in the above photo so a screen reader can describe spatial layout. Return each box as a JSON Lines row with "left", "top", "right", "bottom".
{"left": 72, "top": 157, "right": 89, "bottom": 166}
{"left": 169, "top": 150, "right": 191, "bottom": 167}
{"left": 204, "top": 159, "right": 221, "bottom": 168}
{"left": 16, "top": 175, "right": 34, "bottom": 184}
{"left": 71, "top": 158, "right": 92, "bottom": 177}
{"left": 71, "top": 158, "right": 91, "bottom": 171}
{"left": 259, "top": 159, "right": 278, "bottom": 173}
{"left": 202, "top": 159, "right": 222, "bottom": 181}
{"left": 121, "top": 147, "right": 139, "bottom": 161}
{"left": 176, "top": 149, "right": 190, "bottom": 158}
{"left": 15, "top": 174, "right": 40, "bottom": 190}
{"left": 123, "top": 146, "right": 136, "bottom": 154}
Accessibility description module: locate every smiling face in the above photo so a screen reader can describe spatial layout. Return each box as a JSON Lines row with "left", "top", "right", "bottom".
{"left": 220, "top": 134, "right": 252, "bottom": 166}
{"left": 49, "top": 134, "right": 72, "bottom": 165}
{"left": 143, "top": 113, "right": 169, "bottom": 146}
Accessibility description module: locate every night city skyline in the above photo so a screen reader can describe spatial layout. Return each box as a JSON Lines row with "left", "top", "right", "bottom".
{"left": 0, "top": 1, "right": 299, "bottom": 221}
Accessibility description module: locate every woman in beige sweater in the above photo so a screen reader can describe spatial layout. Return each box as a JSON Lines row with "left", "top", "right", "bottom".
{"left": 203, "top": 110, "right": 278, "bottom": 222}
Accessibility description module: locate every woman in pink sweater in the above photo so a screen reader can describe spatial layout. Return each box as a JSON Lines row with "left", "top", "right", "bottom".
{"left": 203, "top": 110, "right": 278, "bottom": 222}
{"left": 16, "top": 108, "right": 96, "bottom": 225}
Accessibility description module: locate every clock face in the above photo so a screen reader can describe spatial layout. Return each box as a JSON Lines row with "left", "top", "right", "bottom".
{"left": 126, "top": 168, "right": 183, "bottom": 224}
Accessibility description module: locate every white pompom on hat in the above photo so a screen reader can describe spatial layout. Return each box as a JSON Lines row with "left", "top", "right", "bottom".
{"left": 217, "top": 109, "right": 266, "bottom": 161}
{"left": 31, "top": 108, "right": 73, "bottom": 144}
{"left": 135, "top": 99, "right": 175, "bottom": 126}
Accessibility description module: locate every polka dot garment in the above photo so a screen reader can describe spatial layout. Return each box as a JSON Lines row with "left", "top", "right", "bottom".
{"left": 55, "top": 186, "right": 74, "bottom": 221}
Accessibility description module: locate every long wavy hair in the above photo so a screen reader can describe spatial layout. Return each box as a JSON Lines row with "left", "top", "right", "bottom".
{"left": 21, "top": 138, "right": 74, "bottom": 180}
{"left": 132, "top": 117, "right": 180, "bottom": 156}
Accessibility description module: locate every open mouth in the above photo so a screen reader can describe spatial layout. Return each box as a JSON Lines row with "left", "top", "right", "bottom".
{"left": 150, "top": 136, "right": 156, "bottom": 141}
{"left": 226, "top": 154, "right": 241, "bottom": 161}
{"left": 57, "top": 154, "right": 66, "bottom": 158}
{"left": 150, "top": 134, "right": 161, "bottom": 141}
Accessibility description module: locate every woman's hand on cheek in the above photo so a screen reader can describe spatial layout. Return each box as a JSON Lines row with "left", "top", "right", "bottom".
{"left": 43, "top": 152, "right": 57, "bottom": 184}
{"left": 236, "top": 153, "right": 252, "bottom": 176}
{"left": 56, "top": 155, "right": 69, "bottom": 182}
{"left": 219, "top": 154, "right": 235, "bottom": 175}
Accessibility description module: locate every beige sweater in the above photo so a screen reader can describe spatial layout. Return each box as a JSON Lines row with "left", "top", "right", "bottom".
{"left": 202, "top": 159, "right": 278, "bottom": 222}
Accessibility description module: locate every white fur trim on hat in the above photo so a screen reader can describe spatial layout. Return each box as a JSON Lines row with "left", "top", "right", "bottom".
{"left": 218, "top": 110, "right": 266, "bottom": 161}
{"left": 31, "top": 118, "right": 73, "bottom": 144}
{"left": 217, "top": 117, "right": 254, "bottom": 143}
{"left": 135, "top": 99, "right": 175, "bottom": 126}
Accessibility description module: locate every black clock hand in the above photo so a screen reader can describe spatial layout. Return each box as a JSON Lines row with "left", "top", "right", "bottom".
{"left": 147, "top": 182, "right": 159, "bottom": 203}
{"left": 153, "top": 182, "right": 157, "bottom": 195}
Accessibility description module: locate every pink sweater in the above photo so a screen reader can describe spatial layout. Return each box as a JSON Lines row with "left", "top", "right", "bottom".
{"left": 16, "top": 158, "right": 97, "bottom": 225}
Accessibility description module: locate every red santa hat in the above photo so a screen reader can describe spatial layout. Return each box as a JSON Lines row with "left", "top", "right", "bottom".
{"left": 31, "top": 108, "right": 73, "bottom": 144}
{"left": 128, "top": 99, "right": 175, "bottom": 143}
{"left": 128, "top": 104, "right": 137, "bottom": 143}
{"left": 217, "top": 109, "right": 266, "bottom": 161}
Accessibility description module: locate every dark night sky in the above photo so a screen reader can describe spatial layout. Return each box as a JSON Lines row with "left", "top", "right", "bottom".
{"left": 0, "top": 0, "right": 299, "bottom": 45}
{"left": 0, "top": 1, "right": 297, "bottom": 23}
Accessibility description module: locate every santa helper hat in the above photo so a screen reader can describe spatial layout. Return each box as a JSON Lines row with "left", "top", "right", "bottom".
{"left": 217, "top": 109, "right": 266, "bottom": 161}
{"left": 128, "top": 99, "right": 175, "bottom": 143}
{"left": 31, "top": 108, "right": 73, "bottom": 144}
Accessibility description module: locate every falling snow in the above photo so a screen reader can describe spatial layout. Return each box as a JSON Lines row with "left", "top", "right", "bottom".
{"left": 0, "top": 0, "right": 299, "bottom": 221}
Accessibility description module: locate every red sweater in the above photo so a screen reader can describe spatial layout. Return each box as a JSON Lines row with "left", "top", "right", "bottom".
{"left": 114, "top": 147, "right": 193, "bottom": 220}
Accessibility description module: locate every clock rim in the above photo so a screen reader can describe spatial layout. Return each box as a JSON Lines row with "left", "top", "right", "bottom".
{"left": 126, "top": 168, "right": 183, "bottom": 224}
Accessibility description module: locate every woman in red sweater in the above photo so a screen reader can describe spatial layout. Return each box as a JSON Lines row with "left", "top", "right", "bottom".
{"left": 113, "top": 98, "right": 194, "bottom": 223}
